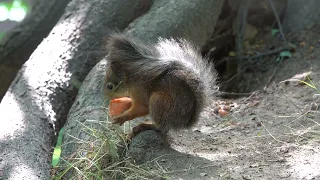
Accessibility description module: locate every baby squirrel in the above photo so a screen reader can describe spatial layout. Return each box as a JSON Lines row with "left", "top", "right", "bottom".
{"left": 104, "top": 34, "right": 217, "bottom": 135}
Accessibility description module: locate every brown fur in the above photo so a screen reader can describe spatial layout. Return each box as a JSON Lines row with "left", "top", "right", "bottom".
{"left": 104, "top": 34, "right": 217, "bottom": 134}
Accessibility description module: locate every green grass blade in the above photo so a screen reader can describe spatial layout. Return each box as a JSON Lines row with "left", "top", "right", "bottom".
{"left": 52, "top": 128, "right": 65, "bottom": 167}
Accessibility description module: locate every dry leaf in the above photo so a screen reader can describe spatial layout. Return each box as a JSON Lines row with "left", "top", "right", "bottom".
{"left": 300, "top": 41, "right": 306, "bottom": 47}
{"left": 229, "top": 51, "right": 237, "bottom": 57}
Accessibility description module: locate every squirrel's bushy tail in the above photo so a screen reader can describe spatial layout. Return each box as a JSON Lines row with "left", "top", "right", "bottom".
{"left": 154, "top": 38, "right": 217, "bottom": 104}
{"left": 154, "top": 38, "right": 217, "bottom": 127}
{"left": 106, "top": 34, "right": 172, "bottom": 82}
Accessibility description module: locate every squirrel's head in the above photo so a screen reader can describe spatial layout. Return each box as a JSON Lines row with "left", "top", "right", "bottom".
{"left": 104, "top": 63, "right": 129, "bottom": 100}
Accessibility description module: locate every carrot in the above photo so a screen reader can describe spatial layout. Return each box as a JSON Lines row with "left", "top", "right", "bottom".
{"left": 108, "top": 97, "right": 132, "bottom": 116}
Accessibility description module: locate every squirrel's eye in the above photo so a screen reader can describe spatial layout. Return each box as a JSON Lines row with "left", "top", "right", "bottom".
{"left": 106, "top": 83, "right": 114, "bottom": 90}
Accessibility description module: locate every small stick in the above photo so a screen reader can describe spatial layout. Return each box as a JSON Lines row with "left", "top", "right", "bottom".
{"left": 217, "top": 91, "right": 253, "bottom": 96}
{"left": 267, "top": 0, "right": 287, "bottom": 43}
{"left": 263, "top": 58, "right": 283, "bottom": 90}
{"left": 238, "top": 45, "right": 291, "bottom": 61}
{"left": 216, "top": 45, "right": 291, "bottom": 67}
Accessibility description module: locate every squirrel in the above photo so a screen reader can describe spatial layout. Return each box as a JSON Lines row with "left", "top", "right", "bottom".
{"left": 104, "top": 34, "right": 217, "bottom": 136}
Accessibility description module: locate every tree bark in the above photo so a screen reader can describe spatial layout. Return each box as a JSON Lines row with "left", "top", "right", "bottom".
{"left": 0, "top": 0, "right": 71, "bottom": 102}
{"left": 57, "top": 59, "right": 126, "bottom": 178}
{"left": 0, "top": 0, "right": 151, "bottom": 179}
{"left": 125, "top": 0, "right": 224, "bottom": 47}
{"left": 283, "top": 0, "right": 320, "bottom": 33}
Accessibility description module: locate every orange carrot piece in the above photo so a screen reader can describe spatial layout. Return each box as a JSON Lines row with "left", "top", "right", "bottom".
{"left": 109, "top": 97, "right": 132, "bottom": 116}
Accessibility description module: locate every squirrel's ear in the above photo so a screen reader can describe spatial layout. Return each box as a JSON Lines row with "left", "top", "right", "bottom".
{"left": 106, "top": 34, "right": 142, "bottom": 61}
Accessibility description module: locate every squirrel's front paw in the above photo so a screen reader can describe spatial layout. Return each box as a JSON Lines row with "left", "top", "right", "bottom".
{"left": 111, "top": 115, "right": 127, "bottom": 126}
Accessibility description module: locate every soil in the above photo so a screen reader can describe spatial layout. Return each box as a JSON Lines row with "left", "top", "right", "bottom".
{"left": 129, "top": 27, "right": 320, "bottom": 180}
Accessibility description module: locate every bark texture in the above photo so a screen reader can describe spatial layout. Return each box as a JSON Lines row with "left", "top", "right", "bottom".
{"left": 57, "top": 60, "right": 127, "bottom": 178}
{"left": 125, "top": 0, "right": 224, "bottom": 47}
{"left": 0, "top": 0, "right": 151, "bottom": 179}
{"left": 283, "top": 0, "right": 320, "bottom": 33}
{"left": 0, "top": 0, "right": 71, "bottom": 102}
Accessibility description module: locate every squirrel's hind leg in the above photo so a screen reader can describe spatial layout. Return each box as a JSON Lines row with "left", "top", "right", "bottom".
{"left": 149, "top": 89, "right": 195, "bottom": 131}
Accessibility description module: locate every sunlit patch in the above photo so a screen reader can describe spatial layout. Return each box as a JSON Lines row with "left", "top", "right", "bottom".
{"left": 0, "top": 5, "right": 9, "bottom": 21}
{"left": 288, "top": 145, "right": 320, "bottom": 179}
{"left": 195, "top": 152, "right": 236, "bottom": 161}
{"left": 8, "top": 6, "right": 27, "bottom": 22}
{"left": 8, "top": 164, "right": 38, "bottom": 180}
{"left": 0, "top": 92, "right": 26, "bottom": 140}
{"left": 0, "top": 1, "right": 28, "bottom": 22}
{"left": 171, "top": 143, "right": 235, "bottom": 162}
{"left": 22, "top": 7, "right": 89, "bottom": 131}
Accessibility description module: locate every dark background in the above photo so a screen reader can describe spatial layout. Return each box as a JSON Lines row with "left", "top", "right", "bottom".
{"left": 0, "top": 21, "right": 17, "bottom": 32}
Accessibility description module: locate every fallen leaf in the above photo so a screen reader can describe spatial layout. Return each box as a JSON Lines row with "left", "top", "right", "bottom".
{"left": 271, "top": 29, "right": 279, "bottom": 36}
{"left": 218, "top": 108, "right": 229, "bottom": 117}
{"left": 282, "top": 71, "right": 312, "bottom": 85}
{"left": 279, "top": 51, "right": 292, "bottom": 58}
{"left": 229, "top": 51, "right": 237, "bottom": 57}
{"left": 250, "top": 163, "right": 259, "bottom": 168}
{"left": 200, "top": 173, "right": 208, "bottom": 177}
{"left": 300, "top": 41, "right": 306, "bottom": 47}
{"left": 200, "top": 126, "right": 214, "bottom": 134}
{"left": 309, "top": 46, "right": 314, "bottom": 52}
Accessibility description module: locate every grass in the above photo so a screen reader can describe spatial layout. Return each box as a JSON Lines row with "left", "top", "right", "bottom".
{"left": 255, "top": 73, "right": 320, "bottom": 149}
{"left": 0, "top": 32, "right": 4, "bottom": 41}
{"left": 293, "top": 77, "right": 320, "bottom": 144}
{"left": 51, "top": 114, "right": 167, "bottom": 180}
{"left": 278, "top": 76, "right": 320, "bottom": 145}
{"left": 49, "top": 74, "right": 320, "bottom": 179}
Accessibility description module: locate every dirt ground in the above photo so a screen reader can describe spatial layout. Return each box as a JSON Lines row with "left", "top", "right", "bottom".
{"left": 137, "top": 28, "right": 320, "bottom": 180}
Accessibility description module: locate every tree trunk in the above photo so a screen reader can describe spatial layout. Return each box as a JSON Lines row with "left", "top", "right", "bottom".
{"left": 126, "top": 0, "right": 224, "bottom": 47}
{"left": 57, "top": 59, "right": 126, "bottom": 178}
{"left": 0, "top": 0, "right": 151, "bottom": 179}
{"left": 283, "top": 0, "right": 320, "bottom": 33}
{"left": 0, "top": 0, "right": 71, "bottom": 102}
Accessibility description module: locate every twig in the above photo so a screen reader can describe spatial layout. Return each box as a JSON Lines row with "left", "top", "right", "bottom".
{"left": 260, "top": 121, "right": 287, "bottom": 144}
{"left": 278, "top": 84, "right": 304, "bottom": 113}
{"left": 216, "top": 91, "right": 253, "bottom": 97}
{"left": 263, "top": 58, "right": 284, "bottom": 90}
{"left": 224, "top": 44, "right": 292, "bottom": 84}
{"left": 267, "top": 0, "right": 287, "bottom": 43}
{"left": 235, "top": 0, "right": 249, "bottom": 59}
{"left": 224, "top": 61, "right": 254, "bottom": 84}
{"left": 215, "top": 45, "right": 291, "bottom": 67}
{"left": 235, "top": 0, "right": 249, "bottom": 76}
{"left": 246, "top": 90, "right": 261, "bottom": 100}
{"left": 239, "top": 45, "right": 291, "bottom": 60}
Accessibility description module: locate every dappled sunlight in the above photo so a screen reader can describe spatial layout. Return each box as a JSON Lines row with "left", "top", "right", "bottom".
{"left": 171, "top": 143, "right": 236, "bottom": 162}
{"left": 0, "top": 91, "right": 25, "bottom": 140}
{"left": 0, "top": 5, "right": 94, "bottom": 179}
{"left": 0, "top": 1, "right": 28, "bottom": 22}
{"left": 195, "top": 152, "right": 236, "bottom": 162}
{"left": 8, "top": 164, "right": 38, "bottom": 180}
{"left": 22, "top": 8, "right": 89, "bottom": 128}
{"left": 288, "top": 145, "right": 320, "bottom": 179}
